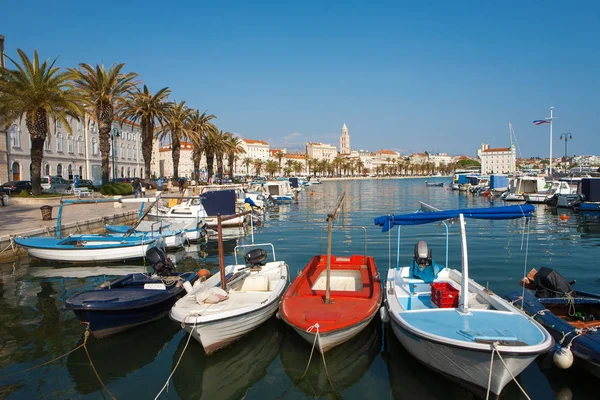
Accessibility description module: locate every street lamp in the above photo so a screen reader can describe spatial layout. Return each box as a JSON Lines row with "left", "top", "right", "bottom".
{"left": 560, "top": 132, "right": 572, "bottom": 169}
{"left": 111, "top": 128, "right": 120, "bottom": 181}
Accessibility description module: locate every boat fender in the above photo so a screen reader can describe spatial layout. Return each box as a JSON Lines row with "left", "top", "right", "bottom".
{"left": 276, "top": 310, "right": 282, "bottom": 320}
{"left": 183, "top": 281, "right": 193, "bottom": 294}
{"left": 380, "top": 306, "right": 390, "bottom": 323}
{"left": 553, "top": 346, "right": 574, "bottom": 369}
{"left": 197, "top": 269, "right": 211, "bottom": 281}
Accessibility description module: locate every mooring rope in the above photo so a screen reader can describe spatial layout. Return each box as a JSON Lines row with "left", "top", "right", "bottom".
{"left": 0, "top": 323, "right": 116, "bottom": 400}
{"left": 486, "top": 342, "right": 531, "bottom": 400}
{"left": 560, "top": 327, "right": 597, "bottom": 348}
{"left": 154, "top": 318, "right": 197, "bottom": 399}
{"left": 302, "top": 323, "right": 336, "bottom": 393}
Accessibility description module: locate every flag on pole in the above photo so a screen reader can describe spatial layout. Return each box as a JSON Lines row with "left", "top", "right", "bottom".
{"left": 533, "top": 119, "right": 552, "bottom": 125}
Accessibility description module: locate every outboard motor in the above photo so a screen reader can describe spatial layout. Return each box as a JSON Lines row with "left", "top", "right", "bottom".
{"left": 146, "top": 247, "right": 176, "bottom": 276}
{"left": 244, "top": 248, "right": 267, "bottom": 267}
{"left": 414, "top": 240, "right": 432, "bottom": 270}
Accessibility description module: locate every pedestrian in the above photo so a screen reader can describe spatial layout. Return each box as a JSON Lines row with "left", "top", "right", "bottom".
{"left": 179, "top": 177, "right": 184, "bottom": 192}
{"left": 157, "top": 177, "right": 163, "bottom": 192}
{"left": 141, "top": 180, "right": 147, "bottom": 198}
{"left": 133, "top": 179, "right": 141, "bottom": 198}
{"left": 167, "top": 179, "right": 173, "bottom": 193}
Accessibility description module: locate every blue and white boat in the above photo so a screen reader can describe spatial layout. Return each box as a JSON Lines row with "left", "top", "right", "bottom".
{"left": 65, "top": 247, "right": 199, "bottom": 338}
{"left": 105, "top": 220, "right": 206, "bottom": 248}
{"left": 264, "top": 181, "right": 295, "bottom": 204}
{"left": 374, "top": 204, "right": 554, "bottom": 397}
{"left": 15, "top": 198, "right": 163, "bottom": 263}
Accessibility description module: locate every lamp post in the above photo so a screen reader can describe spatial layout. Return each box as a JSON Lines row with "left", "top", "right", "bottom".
{"left": 111, "top": 128, "right": 119, "bottom": 181}
{"left": 560, "top": 132, "right": 572, "bottom": 169}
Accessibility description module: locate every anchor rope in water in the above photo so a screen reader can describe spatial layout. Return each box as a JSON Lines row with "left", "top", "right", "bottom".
{"left": 0, "top": 323, "right": 116, "bottom": 400}
{"left": 485, "top": 342, "right": 531, "bottom": 400}
{"left": 154, "top": 317, "right": 197, "bottom": 399}
{"left": 302, "top": 323, "right": 336, "bottom": 394}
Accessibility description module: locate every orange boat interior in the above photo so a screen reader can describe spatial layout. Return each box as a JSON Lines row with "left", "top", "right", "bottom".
{"left": 281, "top": 254, "right": 382, "bottom": 332}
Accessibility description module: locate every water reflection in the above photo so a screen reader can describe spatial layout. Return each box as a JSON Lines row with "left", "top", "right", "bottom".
{"left": 172, "top": 318, "right": 283, "bottom": 400}
{"left": 66, "top": 317, "right": 179, "bottom": 394}
{"left": 280, "top": 319, "right": 381, "bottom": 397}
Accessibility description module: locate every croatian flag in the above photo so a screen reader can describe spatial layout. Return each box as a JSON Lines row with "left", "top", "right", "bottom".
{"left": 533, "top": 119, "right": 552, "bottom": 125}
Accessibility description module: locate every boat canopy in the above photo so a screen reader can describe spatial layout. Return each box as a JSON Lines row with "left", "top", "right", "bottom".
{"left": 373, "top": 204, "right": 534, "bottom": 232}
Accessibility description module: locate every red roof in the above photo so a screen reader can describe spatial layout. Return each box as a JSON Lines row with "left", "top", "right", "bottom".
{"left": 483, "top": 147, "right": 510, "bottom": 153}
{"left": 159, "top": 141, "right": 194, "bottom": 152}
{"left": 243, "top": 139, "right": 269, "bottom": 145}
{"left": 378, "top": 149, "right": 398, "bottom": 155}
{"left": 284, "top": 153, "right": 305, "bottom": 160}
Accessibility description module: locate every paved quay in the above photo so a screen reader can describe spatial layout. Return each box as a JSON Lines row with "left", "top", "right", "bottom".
{"left": 0, "top": 198, "right": 146, "bottom": 263}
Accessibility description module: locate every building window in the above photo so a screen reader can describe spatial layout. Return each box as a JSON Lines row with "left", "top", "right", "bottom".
{"left": 67, "top": 164, "right": 73, "bottom": 180}
{"left": 57, "top": 163, "right": 63, "bottom": 177}
{"left": 44, "top": 136, "right": 51, "bottom": 151}
{"left": 78, "top": 166, "right": 83, "bottom": 178}
{"left": 92, "top": 138, "right": 98, "bottom": 156}
{"left": 77, "top": 136, "right": 84, "bottom": 154}
{"left": 120, "top": 143, "right": 125, "bottom": 158}
{"left": 45, "top": 163, "right": 51, "bottom": 176}
{"left": 67, "top": 134, "right": 74, "bottom": 153}
{"left": 120, "top": 167, "right": 124, "bottom": 178}
{"left": 133, "top": 146, "right": 137, "bottom": 160}
{"left": 127, "top": 145, "right": 131, "bottom": 159}
{"left": 11, "top": 161, "right": 21, "bottom": 181}
{"left": 56, "top": 132, "right": 63, "bottom": 152}
{"left": 10, "top": 124, "right": 21, "bottom": 148}
{"left": 127, "top": 167, "right": 131, "bottom": 177}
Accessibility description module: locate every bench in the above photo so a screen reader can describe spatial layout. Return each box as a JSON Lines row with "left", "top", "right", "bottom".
{"left": 73, "top": 188, "right": 93, "bottom": 198}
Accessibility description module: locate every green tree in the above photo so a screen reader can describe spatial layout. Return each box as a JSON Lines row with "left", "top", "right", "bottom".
{"left": 265, "top": 160, "right": 279, "bottom": 178}
{"left": 456, "top": 159, "right": 481, "bottom": 169}
{"left": 253, "top": 159, "right": 264, "bottom": 176}
{"left": 0, "top": 50, "right": 84, "bottom": 194}
{"left": 186, "top": 110, "right": 216, "bottom": 180}
{"left": 242, "top": 157, "right": 253, "bottom": 177}
{"left": 69, "top": 62, "right": 138, "bottom": 184}
{"left": 120, "top": 85, "right": 171, "bottom": 181}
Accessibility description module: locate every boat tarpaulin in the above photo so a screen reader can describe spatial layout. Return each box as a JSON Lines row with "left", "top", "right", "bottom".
{"left": 374, "top": 204, "right": 534, "bottom": 232}
{"left": 200, "top": 190, "right": 236, "bottom": 216}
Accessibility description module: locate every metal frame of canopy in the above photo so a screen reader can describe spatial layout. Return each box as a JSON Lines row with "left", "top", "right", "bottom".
{"left": 374, "top": 204, "right": 534, "bottom": 314}
{"left": 55, "top": 196, "right": 161, "bottom": 239}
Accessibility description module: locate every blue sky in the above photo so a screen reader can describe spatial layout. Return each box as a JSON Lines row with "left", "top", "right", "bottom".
{"left": 2, "top": 0, "right": 598, "bottom": 157}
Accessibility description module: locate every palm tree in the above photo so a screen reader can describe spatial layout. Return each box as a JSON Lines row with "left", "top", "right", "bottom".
{"left": 120, "top": 85, "right": 171, "bottom": 181}
{"left": 265, "top": 160, "right": 279, "bottom": 178}
{"left": 69, "top": 62, "right": 138, "bottom": 184}
{"left": 0, "top": 50, "right": 84, "bottom": 194}
{"left": 212, "top": 130, "right": 232, "bottom": 182}
{"left": 242, "top": 157, "right": 253, "bottom": 177}
{"left": 293, "top": 161, "right": 303, "bottom": 176}
{"left": 225, "top": 134, "right": 244, "bottom": 179}
{"left": 201, "top": 124, "right": 220, "bottom": 181}
{"left": 253, "top": 159, "right": 264, "bottom": 176}
{"left": 186, "top": 110, "right": 217, "bottom": 180}
{"left": 356, "top": 159, "right": 365, "bottom": 176}
{"left": 274, "top": 151, "right": 284, "bottom": 175}
{"left": 155, "top": 100, "right": 192, "bottom": 180}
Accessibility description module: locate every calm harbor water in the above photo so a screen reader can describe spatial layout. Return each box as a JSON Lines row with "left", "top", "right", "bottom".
{"left": 1, "top": 178, "right": 600, "bottom": 399}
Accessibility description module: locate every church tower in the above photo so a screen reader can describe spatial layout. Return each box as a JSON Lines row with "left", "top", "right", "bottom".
{"left": 340, "top": 123, "right": 350, "bottom": 154}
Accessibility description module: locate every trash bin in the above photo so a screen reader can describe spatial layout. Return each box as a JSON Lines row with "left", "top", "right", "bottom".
{"left": 40, "top": 205, "right": 53, "bottom": 220}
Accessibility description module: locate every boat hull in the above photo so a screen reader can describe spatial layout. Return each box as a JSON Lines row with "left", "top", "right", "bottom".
{"left": 286, "top": 310, "right": 377, "bottom": 353}
{"left": 184, "top": 297, "right": 280, "bottom": 354}
{"left": 389, "top": 317, "right": 537, "bottom": 395}
{"left": 18, "top": 240, "right": 161, "bottom": 263}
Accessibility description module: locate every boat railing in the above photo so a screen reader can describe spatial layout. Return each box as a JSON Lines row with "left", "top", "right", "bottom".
{"left": 234, "top": 243, "right": 277, "bottom": 264}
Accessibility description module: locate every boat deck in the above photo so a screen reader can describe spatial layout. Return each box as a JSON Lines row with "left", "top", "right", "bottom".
{"left": 281, "top": 254, "right": 382, "bottom": 333}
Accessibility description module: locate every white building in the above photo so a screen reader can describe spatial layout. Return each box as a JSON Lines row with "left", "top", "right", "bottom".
{"left": 429, "top": 152, "right": 453, "bottom": 167}
{"left": 240, "top": 139, "right": 270, "bottom": 161}
{"left": 306, "top": 142, "right": 337, "bottom": 161}
{"left": 340, "top": 123, "right": 350, "bottom": 155}
{"left": 4, "top": 116, "right": 145, "bottom": 185}
{"left": 152, "top": 141, "right": 195, "bottom": 178}
{"left": 477, "top": 143, "right": 516, "bottom": 174}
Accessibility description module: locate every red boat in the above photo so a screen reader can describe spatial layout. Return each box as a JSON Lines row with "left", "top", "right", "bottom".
{"left": 280, "top": 253, "right": 382, "bottom": 353}
{"left": 279, "top": 192, "right": 382, "bottom": 353}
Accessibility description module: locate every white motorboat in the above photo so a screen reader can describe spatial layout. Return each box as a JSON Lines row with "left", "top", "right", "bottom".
{"left": 375, "top": 204, "right": 553, "bottom": 397}
{"left": 170, "top": 212, "right": 289, "bottom": 354}
{"left": 525, "top": 180, "right": 573, "bottom": 204}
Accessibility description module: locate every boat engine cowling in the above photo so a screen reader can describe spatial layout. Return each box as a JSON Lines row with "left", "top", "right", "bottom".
{"left": 244, "top": 248, "right": 267, "bottom": 267}
{"left": 146, "top": 247, "right": 176, "bottom": 276}
{"left": 414, "top": 240, "right": 432, "bottom": 269}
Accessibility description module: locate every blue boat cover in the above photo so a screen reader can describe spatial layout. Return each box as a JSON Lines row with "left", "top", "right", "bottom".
{"left": 200, "top": 190, "right": 236, "bottom": 216}
{"left": 374, "top": 204, "right": 535, "bottom": 232}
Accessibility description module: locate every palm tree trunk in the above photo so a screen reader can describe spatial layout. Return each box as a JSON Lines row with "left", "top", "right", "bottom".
{"left": 142, "top": 119, "right": 154, "bottom": 182}
{"left": 206, "top": 151, "right": 214, "bottom": 180}
{"left": 228, "top": 152, "right": 235, "bottom": 178}
{"left": 25, "top": 109, "right": 48, "bottom": 195}
{"left": 216, "top": 154, "right": 224, "bottom": 180}
{"left": 193, "top": 147, "right": 202, "bottom": 180}
{"left": 172, "top": 136, "right": 181, "bottom": 179}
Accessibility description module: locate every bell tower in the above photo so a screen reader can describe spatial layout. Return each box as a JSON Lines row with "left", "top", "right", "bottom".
{"left": 340, "top": 123, "right": 350, "bottom": 154}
